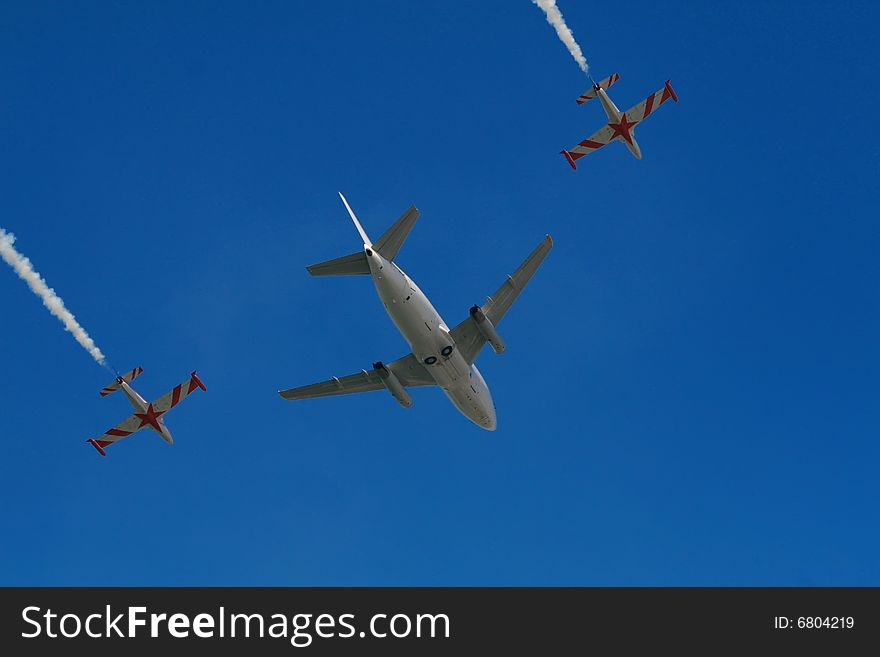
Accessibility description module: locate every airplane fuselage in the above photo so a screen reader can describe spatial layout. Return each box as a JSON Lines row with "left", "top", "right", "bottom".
{"left": 364, "top": 246, "right": 497, "bottom": 430}
{"left": 596, "top": 87, "right": 642, "bottom": 160}
{"left": 119, "top": 380, "right": 175, "bottom": 444}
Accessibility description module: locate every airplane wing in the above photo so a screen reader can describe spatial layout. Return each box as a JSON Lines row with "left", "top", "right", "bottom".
{"left": 450, "top": 235, "right": 553, "bottom": 365}
{"left": 149, "top": 371, "right": 207, "bottom": 414}
{"left": 623, "top": 80, "right": 679, "bottom": 125}
{"left": 88, "top": 414, "right": 147, "bottom": 454}
{"left": 561, "top": 125, "right": 615, "bottom": 169}
{"left": 278, "top": 353, "right": 434, "bottom": 401}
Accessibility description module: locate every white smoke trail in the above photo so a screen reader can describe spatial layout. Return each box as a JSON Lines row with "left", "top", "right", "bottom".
{"left": 0, "top": 227, "right": 109, "bottom": 367}
{"left": 532, "top": 0, "right": 590, "bottom": 75}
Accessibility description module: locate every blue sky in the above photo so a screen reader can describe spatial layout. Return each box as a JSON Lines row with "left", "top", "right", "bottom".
{"left": 0, "top": 1, "right": 877, "bottom": 585}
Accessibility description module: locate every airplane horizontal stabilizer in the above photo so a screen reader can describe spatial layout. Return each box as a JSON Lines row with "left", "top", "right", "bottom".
{"left": 306, "top": 251, "right": 371, "bottom": 277}
{"left": 576, "top": 73, "right": 620, "bottom": 105}
{"left": 100, "top": 367, "right": 143, "bottom": 397}
{"left": 372, "top": 205, "right": 419, "bottom": 262}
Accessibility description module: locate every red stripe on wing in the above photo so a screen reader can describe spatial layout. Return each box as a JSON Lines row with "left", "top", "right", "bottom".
{"left": 171, "top": 384, "right": 182, "bottom": 407}
{"left": 577, "top": 139, "right": 604, "bottom": 149}
{"left": 643, "top": 93, "right": 656, "bottom": 118}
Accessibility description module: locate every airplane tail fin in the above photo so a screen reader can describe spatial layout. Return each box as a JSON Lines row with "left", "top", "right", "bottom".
{"left": 99, "top": 367, "right": 143, "bottom": 397}
{"left": 338, "top": 192, "right": 371, "bottom": 246}
{"left": 576, "top": 73, "right": 620, "bottom": 105}
{"left": 306, "top": 198, "right": 420, "bottom": 276}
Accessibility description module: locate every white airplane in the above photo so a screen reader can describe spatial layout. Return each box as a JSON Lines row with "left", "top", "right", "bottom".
{"left": 561, "top": 73, "right": 679, "bottom": 168}
{"left": 278, "top": 193, "right": 552, "bottom": 430}
{"left": 86, "top": 367, "right": 207, "bottom": 456}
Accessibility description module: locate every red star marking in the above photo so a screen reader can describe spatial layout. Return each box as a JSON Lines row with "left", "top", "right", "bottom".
{"left": 608, "top": 114, "right": 638, "bottom": 145}
{"left": 135, "top": 403, "right": 165, "bottom": 431}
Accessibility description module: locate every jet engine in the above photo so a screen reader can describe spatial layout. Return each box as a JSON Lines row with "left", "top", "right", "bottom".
{"left": 372, "top": 361, "right": 413, "bottom": 408}
{"left": 469, "top": 305, "right": 505, "bottom": 354}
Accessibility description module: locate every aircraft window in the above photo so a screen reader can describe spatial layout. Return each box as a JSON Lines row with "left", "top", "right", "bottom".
{"left": 424, "top": 356, "right": 437, "bottom": 365}
{"left": 441, "top": 345, "right": 453, "bottom": 357}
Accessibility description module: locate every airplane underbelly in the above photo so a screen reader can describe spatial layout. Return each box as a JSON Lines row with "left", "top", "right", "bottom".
{"left": 376, "top": 273, "right": 438, "bottom": 342}
{"left": 388, "top": 300, "right": 435, "bottom": 346}
{"left": 430, "top": 352, "right": 468, "bottom": 387}
{"left": 380, "top": 282, "right": 460, "bottom": 373}
{"left": 370, "top": 258, "right": 494, "bottom": 428}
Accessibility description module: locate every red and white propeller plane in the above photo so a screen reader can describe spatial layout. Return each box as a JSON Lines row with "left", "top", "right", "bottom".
{"left": 86, "top": 367, "right": 206, "bottom": 456}
{"left": 561, "top": 73, "right": 678, "bottom": 169}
